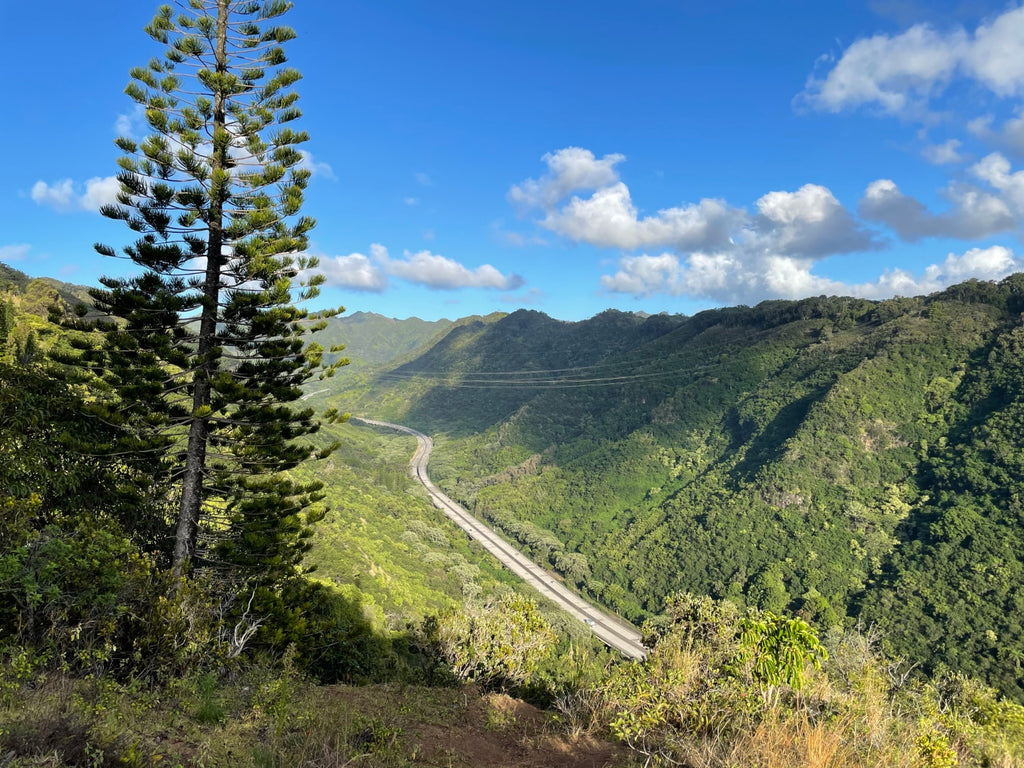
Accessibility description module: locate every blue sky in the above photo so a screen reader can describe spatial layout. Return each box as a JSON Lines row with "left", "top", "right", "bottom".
{"left": 4, "top": 1, "right": 1024, "bottom": 321}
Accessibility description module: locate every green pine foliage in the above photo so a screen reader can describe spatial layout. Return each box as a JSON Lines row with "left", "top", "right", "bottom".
{"left": 59, "top": 0, "right": 346, "bottom": 596}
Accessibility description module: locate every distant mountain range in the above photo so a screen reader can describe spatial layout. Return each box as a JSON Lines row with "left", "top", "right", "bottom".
{"left": 0, "top": 262, "right": 100, "bottom": 318}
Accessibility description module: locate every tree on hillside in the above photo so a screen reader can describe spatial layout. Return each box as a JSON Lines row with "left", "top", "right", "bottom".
{"left": 70, "top": 0, "right": 345, "bottom": 589}
{"left": 0, "top": 297, "right": 14, "bottom": 352}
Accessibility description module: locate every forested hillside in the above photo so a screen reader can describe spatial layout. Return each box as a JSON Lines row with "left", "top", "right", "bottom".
{"left": 332, "top": 275, "right": 1024, "bottom": 700}
{"left": 314, "top": 311, "right": 454, "bottom": 373}
{"left": 9, "top": 0, "right": 1024, "bottom": 762}
{"left": 6, "top": 260, "right": 1024, "bottom": 765}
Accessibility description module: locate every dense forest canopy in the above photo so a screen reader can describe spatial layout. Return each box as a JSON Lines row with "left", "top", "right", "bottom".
{"left": 5, "top": 246, "right": 1024, "bottom": 767}
{"left": 333, "top": 274, "right": 1024, "bottom": 701}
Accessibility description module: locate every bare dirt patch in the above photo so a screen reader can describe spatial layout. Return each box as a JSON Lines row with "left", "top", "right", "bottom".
{"left": 320, "top": 684, "right": 628, "bottom": 768}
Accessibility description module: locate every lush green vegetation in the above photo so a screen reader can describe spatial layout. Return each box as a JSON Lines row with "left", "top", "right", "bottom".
{"left": 3, "top": 3, "right": 1024, "bottom": 761}
{"left": 335, "top": 277, "right": 1024, "bottom": 702}
{"left": 5, "top": 261, "right": 1024, "bottom": 763}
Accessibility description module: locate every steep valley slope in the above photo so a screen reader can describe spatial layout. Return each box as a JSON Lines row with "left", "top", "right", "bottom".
{"left": 320, "top": 275, "right": 1024, "bottom": 700}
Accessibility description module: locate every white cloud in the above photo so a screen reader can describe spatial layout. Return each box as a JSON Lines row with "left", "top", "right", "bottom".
{"left": 404, "top": 197, "right": 419, "bottom": 206}
{"left": 600, "top": 250, "right": 845, "bottom": 303}
{"left": 415, "top": 172, "right": 432, "bottom": 186}
{"left": 31, "top": 179, "right": 75, "bottom": 210}
{"left": 802, "top": 5, "right": 1024, "bottom": 116}
{"left": 0, "top": 243, "right": 31, "bottom": 262}
{"left": 508, "top": 147, "right": 625, "bottom": 211}
{"left": 375, "top": 245, "right": 524, "bottom": 290}
{"left": 515, "top": 145, "right": 1024, "bottom": 307}
{"left": 600, "top": 253, "right": 687, "bottom": 296}
{"left": 801, "top": 24, "right": 964, "bottom": 115}
{"left": 932, "top": 244, "right": 1018, "bottom": 280}
{"left": 543, "top": 183, "right": 743, "bottom": 251}
{"left": 971, "top": 152, "right": 1024, "bottom": 212}
{"left": 317, "top": 244, "right": 525, "bottom": 293}
{"left": 922, "top": 138, "right": 963, "bottom": 164}
{"left": 512, "top": 148, "right": 870, "bottom": 256}
{"left": 600, "top": 245, "right": 1022, "bottom": 304}
{"left": 81, "top": 177, "right": 121, "bottom": 212}
{"left": 510, "top": 148, "right": 745, "bottom": 251}
{"left": 859, "top": 177, "right": 1014, "bottom": 240}
{"left": 754, "top": 184, "right": 877, "bottom": 256}
{"left": 114, "top": 104, "right": 147, "bottom": 139}
{"left": 317, "top": 251, "right": 388, "bottom": 292}
{"left": 963, "top": 6, "right": 1024, "bottom": 97}
{"left": 851, "top": 245, "right": 1021, "bottom": 298}
{"left": 31, "top": 176, "right": 119, "bottom": 213}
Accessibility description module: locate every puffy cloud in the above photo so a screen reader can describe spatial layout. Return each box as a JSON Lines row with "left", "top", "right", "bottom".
{"left": 375, "top": 246, "right": 524, "bottom": 290}
{"left": 754, "top": 184, "right": 878, "bottom": 256}
{"left": 802, "top": 5, "right": 1024, "bottom": 116}
{"left": 858, "top": 178, "right": 1014, "bottom": 240}
{"left": 318, "top": 244, "right": 524, "bottom": 293}
{"left": 512, "top": 148, "right": 870, "bottom": 257}
{"left": 851, "top": 246, "right": 1021, "bottom": 298}
{"left": 802, "top": 25, "right": 964, "bottom": 115}
{"left": 542, "top": 183, "right": 743, "bottom": 251}
{"left": 963, "top": 6, "right": 1024, "bottom": 97}
{"left": 31, "top": 179, "right": 75, "bottom": 210}
{"left": 932, "top": 244, "right": 1018, "bottom": 280}
{"left": 31, "top": 176, "right": 119, "bottom": 213}
{"left": 114, "top": 104, "right": 147, "bottom": 139}
{"left": 81, "top": 177, "right": 121, "bottom": 212}
{"left": 0, "top": 243, "right": 31, "bottom": 262}
{"left": 600, "top": 245, "right": 1022, "bottom": 305}
{"left": 508, "top": 147, "right": 624, "bottom": 211}
{"left": 600, "top": 250, "right": 845, "bottom": 304}
{"left": 971, "top": 152, "right": 1024, "bottom": 212}
{"left": 517, "top": 145, "right": 1024, "bottom": 307}
{"left": 600, "top": 253, "right": 687, "bottom": 296}
{"left": 317, "top": 251, "right": 388, "bottom": 292}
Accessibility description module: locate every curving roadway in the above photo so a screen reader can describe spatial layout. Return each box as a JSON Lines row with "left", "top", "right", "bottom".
{"left": 355, "top": 417, "right": 647, "bottom": 660}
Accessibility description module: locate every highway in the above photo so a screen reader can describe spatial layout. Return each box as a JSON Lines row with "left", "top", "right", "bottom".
{"left": 355, "top": 418, "right": 647, "bottom": 660}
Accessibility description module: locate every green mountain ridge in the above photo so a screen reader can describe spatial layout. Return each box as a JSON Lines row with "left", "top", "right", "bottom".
{"left": 316, "top": 310, "right": 456, "bottom": 371}
{"left": 328, "top": 276, "right": 1024, "bottom": 699}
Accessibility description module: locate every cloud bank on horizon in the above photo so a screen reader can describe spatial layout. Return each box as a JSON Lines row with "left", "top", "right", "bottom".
{"left": 317, "top": 244, "right": 524, "bottom": 293}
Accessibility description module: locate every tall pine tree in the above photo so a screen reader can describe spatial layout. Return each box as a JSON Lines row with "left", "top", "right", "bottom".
{"left": 82, "top": 0, "right": 344, "bottom": 588}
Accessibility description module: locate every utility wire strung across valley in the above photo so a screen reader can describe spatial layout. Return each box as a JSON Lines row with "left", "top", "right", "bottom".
{"left": 370, "top": 323, "right": 803, "bottom": 389}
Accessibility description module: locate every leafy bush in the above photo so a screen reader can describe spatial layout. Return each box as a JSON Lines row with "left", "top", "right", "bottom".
{"left": 425, "top": 593, "right": 557, "bottom": 689}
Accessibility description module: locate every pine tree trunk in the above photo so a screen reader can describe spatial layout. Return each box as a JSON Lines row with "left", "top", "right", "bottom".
{"left": 171, "top": 0, "right": 230, "bottom": 583}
